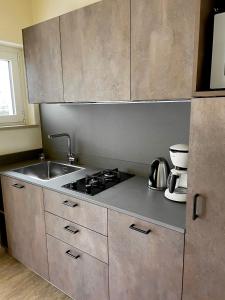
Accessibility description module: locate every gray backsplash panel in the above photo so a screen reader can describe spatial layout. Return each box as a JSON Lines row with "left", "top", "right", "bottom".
{"left": 40, "top": 102, "right": 190, "bottom": 176}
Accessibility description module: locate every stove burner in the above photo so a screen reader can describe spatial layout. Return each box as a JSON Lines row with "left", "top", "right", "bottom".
{"left": 102, "top": 168, "right": 120, "bottom": 181}
{"left": 62, "top": 168, "right": 134, "bottom": 196}
{"left": 86, "top": 175, "right": 103, "bottom": 186}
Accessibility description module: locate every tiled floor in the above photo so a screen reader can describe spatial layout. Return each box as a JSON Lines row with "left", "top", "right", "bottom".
{"left": 0, "top": 253, "right": 71, "bottom": 300}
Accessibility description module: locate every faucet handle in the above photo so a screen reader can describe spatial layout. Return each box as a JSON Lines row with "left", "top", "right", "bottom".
{"left": 39, "top": 153, "right": 45, "bottom": 161}
{"left": 68, "top": 153, "right": 77, "bottom": 164}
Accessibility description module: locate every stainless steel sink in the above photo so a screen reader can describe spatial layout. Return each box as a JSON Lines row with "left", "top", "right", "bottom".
{"left": 13, "top": 161, "right": 82, "bottom": 181}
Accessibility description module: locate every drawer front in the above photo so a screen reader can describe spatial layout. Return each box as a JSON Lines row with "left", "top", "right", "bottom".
{"left": 44, "top": 189, "right": 107, "bottom": 235}
{"left": 45, "top": 212, "right": 108, "bottom": 263}
{"left": 108, "top": 210, "right": 184, "bottom": 300}
{"left": 47, "top": 235, "right": 109, "bottom": 300}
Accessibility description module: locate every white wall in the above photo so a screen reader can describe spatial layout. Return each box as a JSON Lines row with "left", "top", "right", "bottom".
{"left": 0, "top": 0, "right": 42, "bottom": 156}
{"left": 31, "top": 0, "right": 101, "bottom": 24}
{"left": 0, "top": 127, "right": 42, "bottom": 155}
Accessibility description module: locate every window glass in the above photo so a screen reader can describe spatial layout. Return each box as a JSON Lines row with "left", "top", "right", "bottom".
{"left": 0, "top": 59, "right": 16, "bottom": 116}
{"left": 0, "top": 45, "right": 28, "bottom": 125}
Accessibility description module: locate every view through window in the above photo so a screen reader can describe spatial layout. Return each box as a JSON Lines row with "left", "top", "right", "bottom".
{"left": 0, "top": 59, "right": 16, "bottom": 117}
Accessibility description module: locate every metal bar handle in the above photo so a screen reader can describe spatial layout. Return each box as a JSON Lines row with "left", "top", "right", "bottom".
{"left": 63, "top": 200, "right": 78, "bottom": 208}
{"left": 65, "top": 249, "right": 80, "bottom": 260}
{"left": 12, "top": 183, "right": 25, "bottom": 189}
{"left": 64, "top": 225, "right": 79, "bottom": 234}
{"left": 192, "top": 193, "right": 200, "bottom": 220}
{"left": 129, "top": 224, "right": 151, "bottom": 235}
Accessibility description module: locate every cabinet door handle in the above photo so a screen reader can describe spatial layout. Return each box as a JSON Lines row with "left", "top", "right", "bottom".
{"left": 129, "top": 224, "right": 151, "bottom": 235}
{"left": 65, "top": 249, "right": 80, "bottom": 260}
{"left": 192, "top": 194, "right": 200, "bottom": 220}
{"left": 64, "top": 225, "right": 79, "bottom": 234}
{"left": 12, "top": 183, "right": 25, "bottom": 189}
{"left": 63, "top": 200, "right": 78, "bottom": 208}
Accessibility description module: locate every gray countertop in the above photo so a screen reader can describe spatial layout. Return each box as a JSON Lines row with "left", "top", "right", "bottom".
{"left": 1, "top": 161, "right": 186, "bottom": 233}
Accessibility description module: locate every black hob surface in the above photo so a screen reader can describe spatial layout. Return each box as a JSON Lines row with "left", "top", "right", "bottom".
{"left": 62, "top": 168, "right": 134, "bottom": 196}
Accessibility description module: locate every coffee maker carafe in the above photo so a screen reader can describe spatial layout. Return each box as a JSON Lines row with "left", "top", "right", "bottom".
{"left": 165, "top": 144, "right": 188, "bottom": 202}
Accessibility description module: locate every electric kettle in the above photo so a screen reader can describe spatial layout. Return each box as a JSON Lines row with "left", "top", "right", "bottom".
{"left": 148, "top": 157, "right": 170, "bottom": 191}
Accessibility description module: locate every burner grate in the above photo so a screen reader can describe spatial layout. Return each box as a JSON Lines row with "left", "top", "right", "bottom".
{"left": 62, "top": 169, "right": 134, "bottom": 196}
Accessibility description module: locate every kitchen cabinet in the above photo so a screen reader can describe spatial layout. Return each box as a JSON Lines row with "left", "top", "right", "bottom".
{"left": 60, "top": 0, "right": 130, "bottom": 102}
{"left": 131, "top": 0, "right": 196, "bottom": 101}
{"left": 182, "top": 98, "right": 225, "bottom": 300}
{"left": 22, "top": 0, "right": 199, "bottom": 103}
{"left": 23, "top": 17, "right": 63, "bottom": 103}
{"left": 47, "top": 235, "right": 109, "bottom": 300}
{"left": 1, "top": 176, "right": 49, "bottom": 279}
{"left": 108, "top": 210, "right": 184, "bottom": 300}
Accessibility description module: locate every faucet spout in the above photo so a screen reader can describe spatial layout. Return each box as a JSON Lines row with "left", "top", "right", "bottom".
{"left": 48, "top": 133, "right": 75, "bottom": 164}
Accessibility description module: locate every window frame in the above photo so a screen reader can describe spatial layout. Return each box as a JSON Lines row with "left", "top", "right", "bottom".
{"left": 0, "top": 45, "right": 26, "bottom": 126}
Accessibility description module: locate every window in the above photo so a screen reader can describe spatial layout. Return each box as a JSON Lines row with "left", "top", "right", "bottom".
{"left": 0, "top": 45, "right": 27, "bottom": 125}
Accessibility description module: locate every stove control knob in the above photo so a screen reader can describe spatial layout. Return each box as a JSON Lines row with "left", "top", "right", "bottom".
{"left": 85, "top": 184, "right": 92, "bottom": 194}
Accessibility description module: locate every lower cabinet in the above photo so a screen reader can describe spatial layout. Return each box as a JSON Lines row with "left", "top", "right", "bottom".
{"left": 47, "top": 235, "right": 109, "bottom": 300}
{"left": 108, "top": 210, "right": 184, "bottom": 300}
{"left": 1, "top": 176, "right": 48, "bottom": 279}
{"left": 1, "top": 177, "right": 185, "bottom": 300}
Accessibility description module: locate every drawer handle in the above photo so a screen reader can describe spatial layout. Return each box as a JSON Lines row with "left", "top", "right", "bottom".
{"left": 65, "top": 249, "right": 80, "bottom": 260}
{"left": 192, "top": 194, "right": 200, "bottom": 221}
{"left": 129, "top": 224, "right": 151, "bottom": 235}
{"left": 63, "top": 200, "right": 78, "bottom": 208}
{"left": 12, "top": 183, "right": 25, "bottom": 189}
{"left": 64, "top": 225, "right": 79, "bottom": 234}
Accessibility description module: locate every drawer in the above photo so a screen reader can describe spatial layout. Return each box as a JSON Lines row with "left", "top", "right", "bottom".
{"left": 43, "top": 189, "right": 107, "bottom": 235}
{"left": 47, "top": 235, "right": 109, "bottom": 300}
{"left": 45, "top": 212, "right": 108, "bottom": 263}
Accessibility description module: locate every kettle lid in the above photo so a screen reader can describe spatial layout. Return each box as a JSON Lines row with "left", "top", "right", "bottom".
{"left": 170, "top": 144, "right": 189, "bottom": 153}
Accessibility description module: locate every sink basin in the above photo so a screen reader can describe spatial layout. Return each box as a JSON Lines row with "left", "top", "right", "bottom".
{"left": 13, "top": 161, "right": 82, "bottom": 181}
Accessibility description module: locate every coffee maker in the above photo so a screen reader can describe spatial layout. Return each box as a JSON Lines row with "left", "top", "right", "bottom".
{"left": 165, "top": 144, "right": 188, "bottom": 202}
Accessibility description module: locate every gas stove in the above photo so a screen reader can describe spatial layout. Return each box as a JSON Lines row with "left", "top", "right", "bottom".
{"left": 62, "top": 168, "right": 134, "bottom": 196}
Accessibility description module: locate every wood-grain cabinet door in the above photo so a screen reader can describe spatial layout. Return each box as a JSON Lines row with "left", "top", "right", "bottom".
{"left": 131, "top": 0, "right": 196, "bottom": 101}
{"left": 108, "top": 210, "right": 184, "bottom": 300}
{"left": 60, "top": 0, "right": 130, "bottom": 102}
{"left": 182, "top": 98, "right": 225, "bottom": 300}
{"left": 1, "top": 176, "right": 49, "bottom": 279}
{"left": 23, "top": 17, "right": 63, "bottom": 103}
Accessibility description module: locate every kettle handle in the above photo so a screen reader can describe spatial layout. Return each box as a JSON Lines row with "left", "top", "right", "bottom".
{"left": 149, "top": 159, "right": 160, "bottom": 187}
{"left": 169, "top": 174, "right": 179, "bottom": 193}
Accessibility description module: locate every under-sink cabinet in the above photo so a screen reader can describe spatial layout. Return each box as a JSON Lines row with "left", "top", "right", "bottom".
{"left": 1, "top": 176, "right": 49, "bottom": 279}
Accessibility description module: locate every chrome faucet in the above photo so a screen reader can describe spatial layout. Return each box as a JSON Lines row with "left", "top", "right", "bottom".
{"left": 48, "top": 133, "right": 75, "bottom": 165}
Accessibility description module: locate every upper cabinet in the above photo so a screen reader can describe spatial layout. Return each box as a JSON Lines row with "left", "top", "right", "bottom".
{"left": 23, "top": 17, "right": 64, "bottom": 103}
{"left": 60, "top": 0, "right": 130, "bottom": 102}
{"left": 131, "top": 0, "right": 196, "bottom": 101}
{"left": 23, "top": 0, "right": 198, "bottom": 103}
